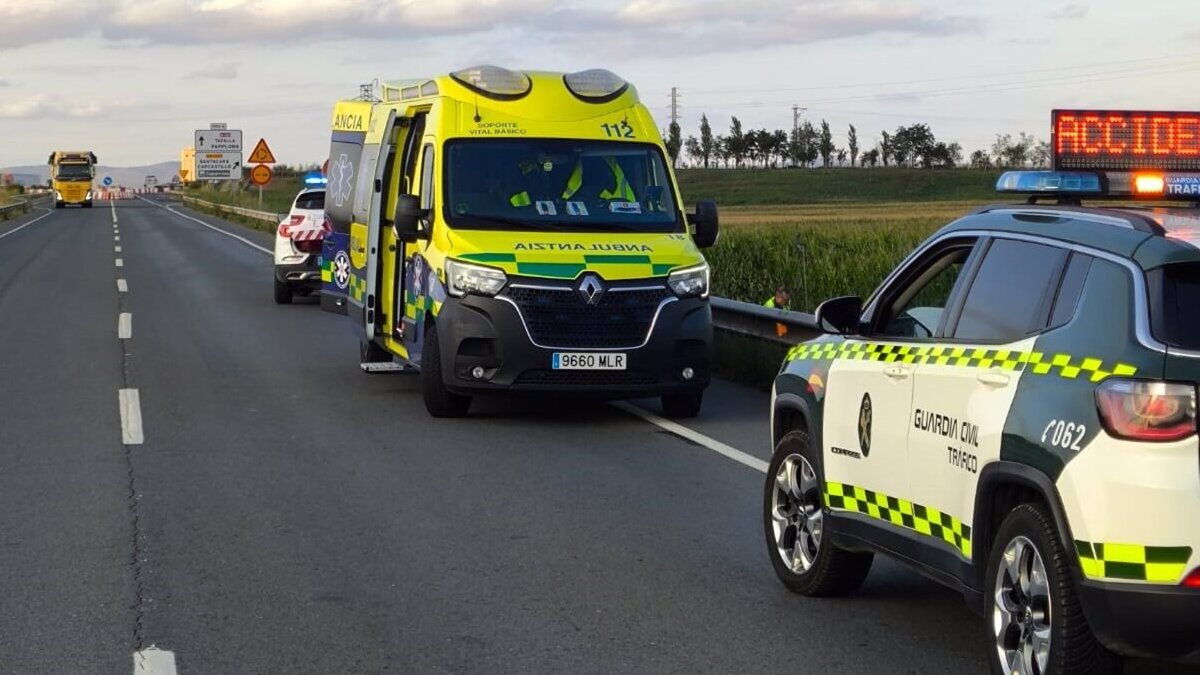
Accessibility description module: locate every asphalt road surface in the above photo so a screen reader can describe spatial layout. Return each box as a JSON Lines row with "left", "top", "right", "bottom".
{"left": 0, "top": 198, "right": 1194, "bottom": 674}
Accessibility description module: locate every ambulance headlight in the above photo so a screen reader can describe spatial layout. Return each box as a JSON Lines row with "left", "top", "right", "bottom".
{"left": 450, "top": 66, "right": 531, "bottom": 99}
{"left": 667, "top": 263, "right": 709, "bottom": 299}
{"left": 564, "top": 69, "right": 629, "bottom": 101}
{"left": 446, "top": 259, "right": 507, "bottom": 298}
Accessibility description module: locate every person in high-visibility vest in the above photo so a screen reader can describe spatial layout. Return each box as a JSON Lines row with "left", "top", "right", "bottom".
{"left": 510, "top": 155, "right": 634, "bottom": 209}
{"left": 764, "top": 286, "right": 791, "bottom": 337}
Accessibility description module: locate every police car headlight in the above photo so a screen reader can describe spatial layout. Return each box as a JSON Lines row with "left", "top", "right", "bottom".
{"left": 446, "top": 259, "right": 507, "bottom": 298}
{"left": 667, "top": 263, "right": 709, "bottom": 299}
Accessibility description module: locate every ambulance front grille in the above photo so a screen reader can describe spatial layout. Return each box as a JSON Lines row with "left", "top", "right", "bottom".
{"left": 503, "top": 285, "right": 673, "bottom": 350}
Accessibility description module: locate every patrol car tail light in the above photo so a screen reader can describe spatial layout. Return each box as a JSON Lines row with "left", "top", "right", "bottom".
{"left": 1184, "top": 567, "right": 1200, "bottom": 589}
{"left": 563, "top": 69, "right": 629, "bottom": 101}
{"left": 1095, "top": 380, "right": 1197, "bottom": 442}
{"left": 446, "top": 259, "right": 507, "bottom": 298}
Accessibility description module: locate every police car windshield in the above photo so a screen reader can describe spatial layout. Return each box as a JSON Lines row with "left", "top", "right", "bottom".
{"left": 55, "top": 164, "right": 92, "bottom": 180}
{"left": 444, "top": 139, "right": 681, "bottom": 233}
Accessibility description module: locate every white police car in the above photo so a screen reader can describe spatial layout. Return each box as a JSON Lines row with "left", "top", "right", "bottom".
{"left": 765, "top": 109, "right": 1200, "bottom": 673}
{"left": 273, "top": 187, "right": 327, "bottom": 304}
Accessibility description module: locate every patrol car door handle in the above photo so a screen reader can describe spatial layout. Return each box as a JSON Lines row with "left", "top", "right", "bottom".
{"left": 977, "top": 370, "right": 1011, "bottom": 387}
{"left": 883, "top": 365, "right": 911, "bottom": 379}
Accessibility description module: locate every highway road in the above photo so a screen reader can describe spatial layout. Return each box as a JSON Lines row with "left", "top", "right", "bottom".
{"left": 0, "top": 198, "right": 1193, "bottom": 674}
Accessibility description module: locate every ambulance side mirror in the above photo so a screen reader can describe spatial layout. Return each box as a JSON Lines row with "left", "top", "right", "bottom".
{"left": 394, "top": 194, "right": 428, "bottom": 243}
{"left": 690, "top": 200, "right": 719, "bottom": 248}
{"left": 815, "top": 296, "right": 863, "bottom": 335}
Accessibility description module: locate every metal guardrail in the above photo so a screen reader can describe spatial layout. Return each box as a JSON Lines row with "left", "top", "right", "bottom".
{"left": 170, "top": 195, "right": 823, "bottom": 346}
{"left": 709, "top": 296, "right": 821, "bottom": 345}
{"left": 177, "top": 194, "right": 285, "bottom": 224}
{"left": 0, "top": 198, "right": 31, "bottom": 220}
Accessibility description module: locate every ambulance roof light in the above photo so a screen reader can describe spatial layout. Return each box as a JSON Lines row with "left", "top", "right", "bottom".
{"left": 450, "top": 66, "right": 531, "bottom": 100}
{"left": 563, "top": 69, "right": 629, "bottom": 102}
{"left": 996, "top": 171, "right": 1104, "bottom": 195}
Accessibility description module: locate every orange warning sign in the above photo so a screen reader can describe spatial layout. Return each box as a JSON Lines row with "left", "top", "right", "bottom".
{"left": 248, "top": 138, "right": 276, "bottom": 164}
{"left": 249, "top": 164, "right": 272, "bottom": 186}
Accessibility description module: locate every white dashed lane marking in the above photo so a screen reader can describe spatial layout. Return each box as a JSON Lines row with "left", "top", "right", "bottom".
{"left": 117, "top": 279, "right": 128, "bottom": 293}
{"left": 118, "top": 313, "right": 132, "bottom": 339}
{"left": 118, "top": 389, "right": 144, "bottom": 445}
{"left": 133, "top": 647, "right": 175, "bottom": 674}
{"left": 115, "top": 245, "right": 122, "bottom": 253}
{"left": 116, "top": 258, "right": 123, "bottom": 267}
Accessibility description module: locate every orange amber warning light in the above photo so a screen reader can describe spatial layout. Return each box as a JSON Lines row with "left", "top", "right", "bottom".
{"left": 1053, "top": 110, "right": 1200, "bottom": 171}
{"left": 1133, "top": 172, "right": 1165, "bottom": 195}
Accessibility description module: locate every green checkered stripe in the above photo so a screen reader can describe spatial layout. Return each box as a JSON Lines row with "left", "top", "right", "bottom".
{"left": 787, "top": 342, "right": 1137, "bottom": 383}
{"left": 1075, "top": 541, "right": 1192, "bottom": 584}
{"left": 349, "top": 274, "right": 367, "bottom": 302}
{"left": 825, "top": 482, "right": 972, "bottom": 559}
{"left": 320, "top": 257, "right": 333, "bottom": 283}
{"left": 404, "top": 291, "right": 439, "bottom": 321}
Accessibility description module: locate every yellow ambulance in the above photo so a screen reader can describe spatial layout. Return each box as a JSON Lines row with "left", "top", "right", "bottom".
{"left": 320, "top": 66, "right": 719, "bottom": 418}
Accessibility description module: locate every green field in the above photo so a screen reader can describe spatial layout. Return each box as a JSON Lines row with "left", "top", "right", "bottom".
{"left": 185, "top": 169, "right": 993, "bottom": 311}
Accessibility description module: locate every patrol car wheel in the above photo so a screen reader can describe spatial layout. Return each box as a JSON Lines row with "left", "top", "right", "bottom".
{"left": 985, "top": 504, "right": 1121, "bottom": 675}
{"left": 422, "top": 323, "right": 471, "bottom": 418}
{"left": 764, "top": 430, "right": 873, "bottom": 596}
{"left": 273, "top": 277, "right": 293, "bottom": 305}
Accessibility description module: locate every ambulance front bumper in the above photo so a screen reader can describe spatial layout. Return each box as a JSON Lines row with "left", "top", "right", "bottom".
{"left": 434, "top": 290, "right": 712, "bottom": 397}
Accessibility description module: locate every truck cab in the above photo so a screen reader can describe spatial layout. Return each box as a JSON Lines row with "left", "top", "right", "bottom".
{"left": 321, "top": 66, "right": 718, "bottom": 418}
{"left": 47, "top": 151, "right": 96, "bottom": 208}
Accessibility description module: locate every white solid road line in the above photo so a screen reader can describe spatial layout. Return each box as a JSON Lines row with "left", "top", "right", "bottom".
{"left": 612, "top": 402, "right": 769, "bottom": 474}
{"left": 138, "top": 196, "right": 272, "bottom": 256}
{"left": 116, "top": 258, "right": 124, "bottom": 267}
{"left": 118, "top": 279, "right": 128, "bottom": 293}
{"left": 118, "top": 312, "right": 132, "bottom": 339}
{"left": 118, "top": 389, "right": 144, "bottom": 445}
{"left": 133, "top": 647, "right": 176, "bottom": 675}
{"left": 0, "top": 209, "right": 55, "bottom": 242}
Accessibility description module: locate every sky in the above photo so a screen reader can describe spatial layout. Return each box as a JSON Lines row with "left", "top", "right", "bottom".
{"left": 2, "top": 0, "right": 1199, "bottom": 168}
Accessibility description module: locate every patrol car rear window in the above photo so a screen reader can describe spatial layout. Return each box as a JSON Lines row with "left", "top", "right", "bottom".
{"left": 953, "top": 239, "right": 1066, "bottom": 342}
{"left": 1150, "top": 262, "right": 1200, "bottom": 350}
{"left": 295, "top": 191, "right": 324, "bottom": 210}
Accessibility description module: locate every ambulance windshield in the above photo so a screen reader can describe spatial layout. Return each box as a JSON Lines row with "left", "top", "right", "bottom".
{"left": 444, "top": 139, "right": 682, "bottom": 233}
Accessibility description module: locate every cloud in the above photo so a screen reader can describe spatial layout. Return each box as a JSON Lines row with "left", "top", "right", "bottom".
{"left": 1048, "top": 4, "right": 1088, "bottom": 20}
{"left": 537, "top": 1, "right": 978, "bottom": 56}
{"left": 185, "top": 62, "right": 239, "bottom": 80}
{"left": 0, "top": 79, "right": 8, "bottom": 87}
{"left": 1, "top": 0, "right": 973, "bottom": 53}
{"left": 0, "top": 94, "right": 127, "bottom": 120}
{"left": 0, "top": 0, "right": 100, "bottom": 48}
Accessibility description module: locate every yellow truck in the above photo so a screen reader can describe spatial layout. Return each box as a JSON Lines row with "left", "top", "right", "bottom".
{"left": 320, "top": 66, "right": 719, "bottom": 417}
{"left": 48, "top": 151, "right": 97, "bottom": 207}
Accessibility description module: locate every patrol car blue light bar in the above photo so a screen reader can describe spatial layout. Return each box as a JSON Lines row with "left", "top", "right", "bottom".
{"left": 304, "top": 176, "right": 328, "bottom": 186}
{"left": 996, "top": 171, "right": 1104, "bottom": 195}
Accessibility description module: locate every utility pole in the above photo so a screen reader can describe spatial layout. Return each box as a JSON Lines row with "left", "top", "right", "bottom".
{"left": 669, "top": 87, "right": 680, "bottom": 126}
{"left": 792, "top": 104, "right": 807, "bottom": 134}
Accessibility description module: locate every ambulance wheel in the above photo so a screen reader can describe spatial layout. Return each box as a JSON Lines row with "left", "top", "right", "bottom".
{"left": 273, "top": 278, "right": 293, "bottom": 305}
{"left": 661, "top": 388, "right": 703, "bottom": 418}
{"left": 421, "top": 322, "right": 471, "bottom": 418}
{"left": 360, "top": 339, "right": 390, "bottom": 364}
{"left": 985, "top": 503, "right": 1121, "bottom": 675}
{"left": 764, "top": 429, "right": 873, "bottom": 596}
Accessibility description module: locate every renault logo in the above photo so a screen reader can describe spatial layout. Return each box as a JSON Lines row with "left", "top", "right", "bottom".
{"left": 577, "top": 274, "right": 606, "bottom": 305}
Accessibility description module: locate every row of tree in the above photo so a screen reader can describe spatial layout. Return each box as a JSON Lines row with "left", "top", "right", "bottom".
{"left": 664, "top": 116, "right": 1050, "bottom": 171}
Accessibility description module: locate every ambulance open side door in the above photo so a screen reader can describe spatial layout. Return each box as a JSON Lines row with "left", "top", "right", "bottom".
{"left": 362, "top": 109, "right": 398, "bottom": 340}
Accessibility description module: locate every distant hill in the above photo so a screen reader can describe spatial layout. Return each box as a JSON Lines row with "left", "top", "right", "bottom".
{"left": 0, "top": 161, "right": 179, "bottom": 188}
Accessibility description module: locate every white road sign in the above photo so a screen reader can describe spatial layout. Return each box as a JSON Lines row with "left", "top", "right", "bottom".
{"left": 195, "top": 129, "right": 243, "bottom": 153}
{"left": 196, "top": 152, "right": 242, "bottom": 180}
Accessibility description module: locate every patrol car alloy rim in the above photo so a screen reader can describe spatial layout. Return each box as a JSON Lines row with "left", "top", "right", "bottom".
{"left": 770, "top": 454, "right": 823, "bottom": 573}
{"left": 993, "top": 536, "right": 1052, "bottom": 675}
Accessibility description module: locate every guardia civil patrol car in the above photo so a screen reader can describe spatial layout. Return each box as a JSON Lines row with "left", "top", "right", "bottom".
{"left": 765, "top": 110, "right": 1200, "bottom": 674}
{"left": 321, "top": 67, "right": 718, "bottom": 418}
